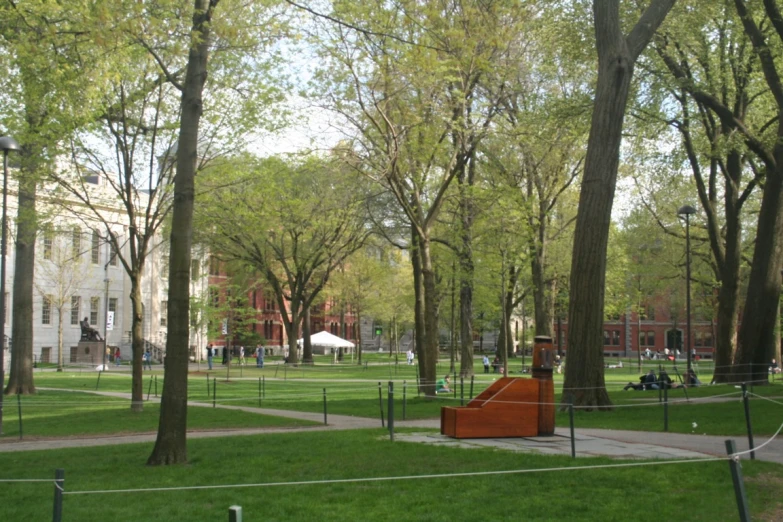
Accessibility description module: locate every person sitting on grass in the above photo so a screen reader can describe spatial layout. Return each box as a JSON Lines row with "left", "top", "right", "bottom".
{"left": 685, "top": 368, "right": 702, "bottom": 387}
{"left": 436, "top": 375, "right": 452, "bottom": 394}
{"left": 770, "top": 359, "right": 781, "bottom": 375}
{"left": 623, "top": 370, "right": 659, "bottom": 391}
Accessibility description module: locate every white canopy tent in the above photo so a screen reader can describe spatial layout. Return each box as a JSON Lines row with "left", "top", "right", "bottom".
{"left": 297, "top": 330, "right": 355, "bottom": 355}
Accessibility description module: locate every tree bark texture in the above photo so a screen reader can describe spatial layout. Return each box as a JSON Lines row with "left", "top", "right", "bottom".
{"left": 564, "top": 0, "right": 675, "bottom": 408}
{"left": 130, "top": 275, "right": 145, "bottom": 412}
{"left": 5, "top": 174, "right": 36, "bottom": 395}
{"left": 148, "top": 0, "right": 219, "bottom": 466}
{"left": 410, "top": 231, "right": 428, "bottom": 393}
{"left": 728, "top": 0, "right": 783, "bottom": 384}
{"left": 420, "top": 237, "right": 439, "bottom": 396}
{"left": 303, "top": 304, "right": 312, "bottom": 363}
{"left": 457, "top": 153, "right": 475, "bottom": 376}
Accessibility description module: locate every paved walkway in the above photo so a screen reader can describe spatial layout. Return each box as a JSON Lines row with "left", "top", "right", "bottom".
{"left": 1, "top": 388, "right": 779, "bottom": 464}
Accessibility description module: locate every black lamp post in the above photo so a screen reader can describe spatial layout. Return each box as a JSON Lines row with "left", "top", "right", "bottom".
{"left": 0, "top": 136, "right": 19, "bottom": 435}
{"left": 678, "top": 205, "right": 697, "bottom": 376}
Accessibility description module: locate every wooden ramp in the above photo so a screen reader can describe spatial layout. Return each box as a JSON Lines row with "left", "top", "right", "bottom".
{"left": 441, "top": 377, "right": 540, "bottom": 438}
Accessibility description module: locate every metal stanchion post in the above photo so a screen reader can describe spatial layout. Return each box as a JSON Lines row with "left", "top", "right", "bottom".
{"left": 378, "top": 381, "right": 385, "bottom": 428}
{"left": 388, "top": 381, "right": 394, "bottom": 441}
{"left": 725, "top": 440, "right": 751, "bottom": 522}
{"left": 741, "top": 383, "right": 755, "bottom": 460}
{"left": 52, "top": 468, "right": 65, "bottom": 522}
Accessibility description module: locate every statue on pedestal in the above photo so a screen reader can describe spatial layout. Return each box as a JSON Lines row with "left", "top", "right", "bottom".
{"left": 80, "top": 317, "right": 103, "bottom": 341}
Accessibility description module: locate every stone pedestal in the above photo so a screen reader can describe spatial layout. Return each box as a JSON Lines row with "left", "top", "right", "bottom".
{"left": 75, "top": 341, "right": 105, "bottom": 365}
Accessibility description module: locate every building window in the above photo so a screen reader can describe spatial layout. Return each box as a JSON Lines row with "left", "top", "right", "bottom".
{"left": 109, "top": 244, "right": 118, "bottom": 266}
{"left": 160, "top": 301, "right": 168, "bottom": 327}
{"left": 43, "top": 228, "right": 54, "bottom": 260}
{"left": 109, "top": 297, "right": 117, "bottom": 313}
{"left": 72, "top": 227, "right": 81, "bottom": 258}
{"left": 265, "top": 292, "right": 276, "bottom": 312}
{"left": 603, "top": 330, "right": 610, "bottom": 345}
{"left": 90, "top": 296, "right": 99, "bottom": 325}
{"left": 209, "top": 287, "right": 219, "bottom": 307}
{"left": 612, "top": 331, "right": 620, "bottom": 346}
{"left": 71, "top": 296, "right": 80, "bottom": 325}
{"left": 91, "top": 230, "right": 100, "bottom": 264}
{"left": 161, "top": 255, "right": 169, "bottom": 279}
{"left": 41, "top": 346, "right": 51, "bottom": 364}
{"left": 639, "top": 330, "right": 655, "bottom": 347}
{"left": 209, "top": 256, "right": 220, "bottom": 276}
{"left": 191, "top": 259, "right": 200, "bottom": 281}
{"left": 42, "top": 295, "right": 52, "bottom": 325}
{"left": 702, "top": 332, "right": 713, "bottom": 347}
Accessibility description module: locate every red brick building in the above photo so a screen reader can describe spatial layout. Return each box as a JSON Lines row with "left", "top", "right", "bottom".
{"left": 206, "top": 258, "right": 357, "bottom": 353}
{"left": 554, "top": 304, "right": 715, "bottom": 359}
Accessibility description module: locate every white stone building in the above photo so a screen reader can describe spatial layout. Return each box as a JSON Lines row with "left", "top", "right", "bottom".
{"left": 0, "top": 169, "right": 209, "bottom": 368}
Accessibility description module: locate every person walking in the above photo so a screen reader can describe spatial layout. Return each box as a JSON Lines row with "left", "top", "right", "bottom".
{"left": 239, "top": 345, "right": 246, "bottom": 366}
{"left": 114, "top": 347, "right": 122, "bottom": 366}
{"left": 482, "top": 355, "right": 490, "bottom": 374}
{"left": 222, "top": 346, "right": 228, "bottom": 365}
{"left": 207, "top": 344, "right": 214, "bottom": 370}
{"left": 256, "top": 347, "right": 264, "bottom": 368}
{"left": 143, "top": 349, "right": 152, "bottom": 370}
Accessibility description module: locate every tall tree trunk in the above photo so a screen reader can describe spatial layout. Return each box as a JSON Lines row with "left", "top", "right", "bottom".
{"left": 148, "top": 0, "right": 219, "bottom": 466}
{"left": 6, "top": 174, "right": 36, "bottom": 395}
{"left": 730, "top": 0, "right": 783, "bottom": 385}
{"left": 410, "top": 231, "right": 428, "bottom": 394}
{"left": 458, "top": 272, "right": 474, "bottom": 377}
{"left": 713, "top": 179, "right": 741, "bottom": 383}
{"left": 457, "top": 153, "right": 475, "bottom": 377}
{"left": 285, "top": 307, "right": 300, "bottom": 365}
{"left": 531, "top": 223, "right": 553, "bottom": 338}
{"left": 302, "top": 304, "right": 312, "bottom": 363}
{"left": 505, "top": 266, "right": 517, "bottom": 358}
{"left": 733, "top": 160, "right": 783, "bottom": 383}
{"left": 563, "top": 0, "right": 675, "bottom": 409}
{"left": 420, "top": 236, "right": 439, "bottom": 397}
{"left": 130, "top": 274, "right": 145, "bottom": 412}
{"left": 356, "top": 307, "right": 363, "bottom": 365}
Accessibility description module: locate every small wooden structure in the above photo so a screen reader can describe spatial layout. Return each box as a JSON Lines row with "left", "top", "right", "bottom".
{"left": 441, "top": 336, "right": 556, "bottom": 439}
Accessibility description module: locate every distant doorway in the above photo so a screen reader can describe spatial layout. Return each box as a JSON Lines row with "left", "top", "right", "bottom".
{"left": 666, "top": 329, "right": 683, "bottom": 352}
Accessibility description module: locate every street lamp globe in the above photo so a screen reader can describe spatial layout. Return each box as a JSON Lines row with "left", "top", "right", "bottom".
{"left": 0, "top": 137, "right": 20, "bottom": 153}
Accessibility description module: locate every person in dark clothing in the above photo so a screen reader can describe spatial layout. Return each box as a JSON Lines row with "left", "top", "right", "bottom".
{"left": 222, "top": 347, "right": 228, "bottom": 365}
{"left": 658, "top": 369, "right": 674, "bottom": 389}
{"left": 623, "top": 370, "right": 659, "bottom": 391}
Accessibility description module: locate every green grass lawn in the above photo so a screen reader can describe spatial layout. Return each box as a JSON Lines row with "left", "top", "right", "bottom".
{"left": 23, "top": 365, "right": 783, "bottom": 438}
{"left": 0, "top": 390, "right": 317, "bottom": 439}
{"left": 1, "top": 429, "right": 782, "bottom": 521}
